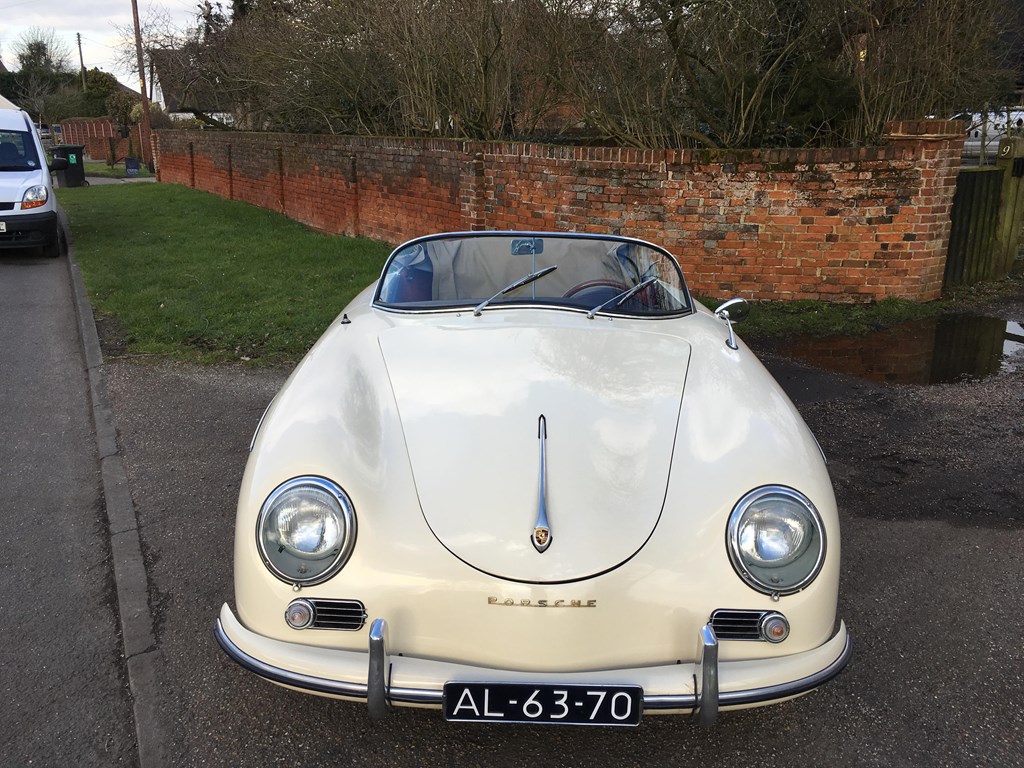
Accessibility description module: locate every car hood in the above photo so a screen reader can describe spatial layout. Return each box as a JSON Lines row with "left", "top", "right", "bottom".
{"left": 379, "top": 323, "right": 690, "bottom": 583}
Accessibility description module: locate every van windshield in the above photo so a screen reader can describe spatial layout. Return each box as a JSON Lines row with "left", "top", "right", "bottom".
{"left": 0, "top": 130, "right": 41, "bottom": 172}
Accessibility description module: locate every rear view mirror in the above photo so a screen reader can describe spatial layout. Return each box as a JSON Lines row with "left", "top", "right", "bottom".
{"left": 511, "top": 238, "right": 544, "bottom": 256}
{"left": 715, "top": 298, "right": 750, "bottom": 350}
{"left": 715, "top": 298, "right": 750, "bottom": 322}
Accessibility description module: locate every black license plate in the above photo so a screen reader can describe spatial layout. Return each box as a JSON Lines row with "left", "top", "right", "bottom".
{"left": 443, "top": 682, "right": 642, "bottom": 726}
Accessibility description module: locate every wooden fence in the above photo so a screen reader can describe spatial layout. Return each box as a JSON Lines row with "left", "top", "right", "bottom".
{"left": 945, "top": 137, "right": 1024, "bottom": 288}
{"left": 945, "top": 167, "right": 1003, "bottom": 286}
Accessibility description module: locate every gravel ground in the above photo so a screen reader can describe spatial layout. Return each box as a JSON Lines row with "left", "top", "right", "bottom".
{"left": 105, "top": 290, "right": 1024, "bottom": 767}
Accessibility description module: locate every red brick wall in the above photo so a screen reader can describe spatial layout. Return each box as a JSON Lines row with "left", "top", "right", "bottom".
{"left": 154, "top": 120, "right": 964, "bottom": 302}
{"left": 58, "top": 118, "right": 154, "bottom": 165}
{"left": 154, "top": 132, "right": 474, "bottom": 244}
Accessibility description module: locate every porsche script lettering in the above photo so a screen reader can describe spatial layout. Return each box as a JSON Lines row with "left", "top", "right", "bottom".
{"left": 488, "top": 597, "right": 597, "bottom": 607}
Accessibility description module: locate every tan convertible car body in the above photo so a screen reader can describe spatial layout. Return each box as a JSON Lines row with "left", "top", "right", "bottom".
{"left": 216, "top": 231, "right": 851, "bottom": 726}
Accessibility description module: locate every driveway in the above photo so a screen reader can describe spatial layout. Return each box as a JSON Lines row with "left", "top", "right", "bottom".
{"left": 102, "top": 312, "right": 1024, "bottom": 766}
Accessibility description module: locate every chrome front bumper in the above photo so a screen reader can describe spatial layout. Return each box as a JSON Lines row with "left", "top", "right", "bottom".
{"left": 215, "top": 605, "right": 851, "bottom": 724}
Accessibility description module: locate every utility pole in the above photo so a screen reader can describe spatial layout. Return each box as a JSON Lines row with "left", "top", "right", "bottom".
{"left": 77, "top": 33, "right": 87, "bottom": 91}
{"left": 130, "top": 0, "right": 153, "bottom": 166}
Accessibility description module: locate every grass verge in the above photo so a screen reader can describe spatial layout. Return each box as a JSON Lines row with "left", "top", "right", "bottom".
{"left": 702, "top": 270, "right": 1024, "bottom": 339}
{"left": 716, "top": 297, "right": 945, "bottom": 338}
{"left": 60, "top": 183, "right": 390, "bottom": 364}
{"left": 60, "top": 181, "right": 1023, "bottom": 363}
{"left": 83, "top": 160, "right": 154, "bottom": 179}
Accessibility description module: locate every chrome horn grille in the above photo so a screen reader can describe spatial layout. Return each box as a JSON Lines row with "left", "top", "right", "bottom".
{"left": 308, "top": 599, "right": 367, "bottom": 630}
{"left": 709, "top": 609, "right": 776, "bottom": 641}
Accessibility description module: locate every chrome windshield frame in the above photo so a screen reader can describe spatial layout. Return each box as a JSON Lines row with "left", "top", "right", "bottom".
{"left": 371, "top": 231, "right": 694, "bottom": 319}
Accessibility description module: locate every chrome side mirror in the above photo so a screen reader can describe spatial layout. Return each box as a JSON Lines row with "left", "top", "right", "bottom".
{"left": 715, "top": 298, "right": 750, "bottom": 350}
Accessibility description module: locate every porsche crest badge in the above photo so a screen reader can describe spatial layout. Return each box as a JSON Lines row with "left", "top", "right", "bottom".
{"left": 533, "top": 526, "right": 551, "bottom": 551}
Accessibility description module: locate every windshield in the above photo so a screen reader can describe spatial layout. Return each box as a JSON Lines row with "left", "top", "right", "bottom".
{"left": 375, "top": 233, "right": 691, "bottom": 317}
{"left": 0, "top": 130, "right": 41, "bottom": 172}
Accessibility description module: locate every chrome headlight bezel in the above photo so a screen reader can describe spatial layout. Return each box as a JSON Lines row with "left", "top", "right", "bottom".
{"left": 726, "top": 485, "right": 826, "bottom": 596}
{"left": 256, "top": 476, "right": 357, "bottom": 586}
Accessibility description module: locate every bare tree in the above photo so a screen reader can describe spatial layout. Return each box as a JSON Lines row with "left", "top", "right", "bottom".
{"left": 7, "top": 29, "right": 76, "bottom": 122}
{"left": 207, "top": 0, "right": 570, "bottom": 138}
{"left": 551, "top": 0, "right": 855, "bottom": 148}
{"left": 367, "top": 0, "right": 545, "bottom": 138}
{"left": 14, "top": 28, "right": 74, "bottom": 75}
{"left": 13, "top": 72, "right": 56, "bottom": 121}
{"left": 837, "top": 0, "right": 1016, "bottom": 142}
{"left": 138, "top": 0, "right": 1018, "bottom": 147}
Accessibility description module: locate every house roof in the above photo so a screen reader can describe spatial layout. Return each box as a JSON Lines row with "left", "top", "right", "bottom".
{"left": 150, "top": 47, "right": 227, "bottom": 115}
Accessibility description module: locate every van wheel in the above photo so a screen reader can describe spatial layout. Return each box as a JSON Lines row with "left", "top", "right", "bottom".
{"left": 43, "top": 230, "right": 64, "bottom": 258}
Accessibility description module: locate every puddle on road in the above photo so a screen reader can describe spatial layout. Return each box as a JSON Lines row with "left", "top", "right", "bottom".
{"left": 767, "top": 315, "right": 1024, "bottom": 385}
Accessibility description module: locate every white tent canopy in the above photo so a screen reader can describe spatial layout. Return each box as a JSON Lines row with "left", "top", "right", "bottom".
{"left": 0, "top": 93, "right": 19, "bottom": 109}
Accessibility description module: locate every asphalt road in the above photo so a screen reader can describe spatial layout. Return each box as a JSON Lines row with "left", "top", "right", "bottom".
{"left": 102, "top": 308, "right": 1024, "bottom": 767}
{"left": 0, "top": 250, "right": 136, "bottom": 765}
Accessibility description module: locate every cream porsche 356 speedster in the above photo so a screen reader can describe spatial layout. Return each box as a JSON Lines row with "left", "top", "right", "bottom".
{"left": 215, "top": 231, "right": 851, "bottom": 726}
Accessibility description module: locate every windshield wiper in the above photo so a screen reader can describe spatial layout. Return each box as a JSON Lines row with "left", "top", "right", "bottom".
{"left": 586, "top": 276, "right": 659, "bottom": 319}
{"left": 473, "top": 265, "right": 558, "bottom": 316}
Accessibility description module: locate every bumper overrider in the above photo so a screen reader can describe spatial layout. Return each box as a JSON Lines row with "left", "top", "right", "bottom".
{"left": 215, "top": 604, "right": 851, "bottom": 724}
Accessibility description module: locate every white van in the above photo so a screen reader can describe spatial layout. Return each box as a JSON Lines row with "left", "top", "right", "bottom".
{"left": 0, "top": 108, "right": 68, "bottom": 257}
{"left": 960, "top": 110, "right": 1024, "bottom": 161}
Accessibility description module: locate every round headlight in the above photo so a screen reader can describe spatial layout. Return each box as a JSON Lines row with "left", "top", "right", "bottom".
{"left": 257, "top": 477, "right": 356, "bottom": 585}
{"left": 727, "top": 486, "right": 825, "bottom": 595}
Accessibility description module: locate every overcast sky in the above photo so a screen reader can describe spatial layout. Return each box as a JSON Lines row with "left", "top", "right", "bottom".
{"left": 0, "top": 0, "right": 196, "bottom": 89}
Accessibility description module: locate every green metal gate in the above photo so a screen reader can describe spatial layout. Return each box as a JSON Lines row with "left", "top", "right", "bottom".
{"left": 944, "top": 167, "right": 1003, "bottom": 287}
